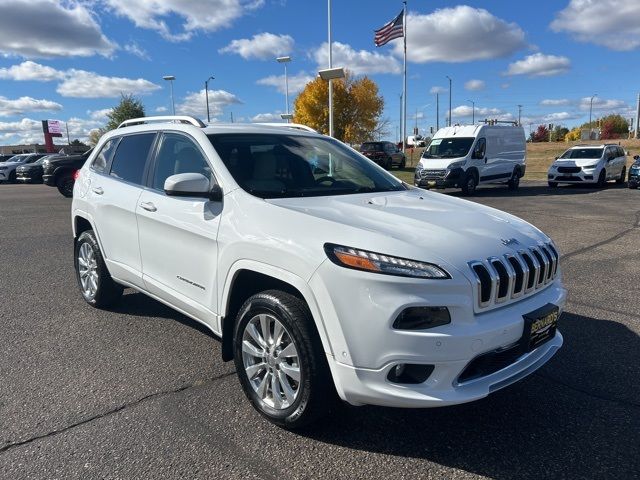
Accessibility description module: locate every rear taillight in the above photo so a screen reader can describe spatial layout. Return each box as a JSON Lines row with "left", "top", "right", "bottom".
{"left": 72, "top": 169, "right": 80, "bottom": 180}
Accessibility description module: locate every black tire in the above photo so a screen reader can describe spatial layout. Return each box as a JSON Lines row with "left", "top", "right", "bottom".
{"left": 548, "top": 182, "right": 558, "bottom": 188}
{"left": 8, "top": 171, "right": 16, "bottom": 184}
{"left": 507, "top": 168, "right": 520, "bottom": 190}
{"left": 616, "top": 167, "right": 626, "bottom": 185}
{"left": 461, "top": 171, "right": 477, "bottom": 196}
{"left": 74, "top": 230, "right": 123, "bottom": 308}
{"left": 629, "top": 184, "right": 637, "bottom": 189}
{"left": 596, "top": 170, "right": 606, "bottom": 188}
{"left": 57, "top": 173, "right": 74, "bottom": 197}
{"left": 384, "top": 157, "right": 392, "bottom": 170}
{"left": 233, "top": 290, "right": 335, "bottom": 429}
{"left": 400, "top": 158, "right": 406, "bottom": 169}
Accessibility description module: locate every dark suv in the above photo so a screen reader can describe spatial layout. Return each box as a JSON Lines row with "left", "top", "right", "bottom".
{"left": 360, "top": 141, "right": 406, "bottom": 170}
{"left": 43, "top": 149, "right": 92, "bottom": 197}
{"left": 629, "top": 155, "right": 640, "bottom": 189}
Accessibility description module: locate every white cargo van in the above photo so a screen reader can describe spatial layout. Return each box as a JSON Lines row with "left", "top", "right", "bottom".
{"left": 415, "top": 123, "right": 526, "bottom": 195}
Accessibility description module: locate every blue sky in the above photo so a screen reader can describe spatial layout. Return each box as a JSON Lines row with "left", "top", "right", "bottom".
{"left": 0, "top": 0, "right": 639, "bottom": 144}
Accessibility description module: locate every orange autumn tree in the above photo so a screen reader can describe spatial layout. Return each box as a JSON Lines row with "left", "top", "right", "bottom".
{"left": 293, "top": 71, "right": 384, "bottom": 144}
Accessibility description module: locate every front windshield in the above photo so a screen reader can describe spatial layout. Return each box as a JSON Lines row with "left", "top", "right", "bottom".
{"left": 208, "top": 133, "right": 407, "bottom": 199}
{"left": 422, "top": 137, "right": 474, "bottom": 159}
{"left": 560, "top": 148, "right": 603, "bottom": 159}
{"left": 361, "top": 143, "right": 383, "bottom": 152}
{"left": 7, "top": 155, "right": 26, "bottom": 163}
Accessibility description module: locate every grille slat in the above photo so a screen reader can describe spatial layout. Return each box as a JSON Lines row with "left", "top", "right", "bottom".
{"left": 469, "top": 243, "right": 560, "bottom": 309}
{"left": 557, "top": 166, "right": 581, "bottom": 173}
{"left": 420, "top": 169, "right": 447, "bottom": 179}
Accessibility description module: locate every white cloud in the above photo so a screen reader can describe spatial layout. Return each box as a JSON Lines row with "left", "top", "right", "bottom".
{"left": 0, "top": 96, "right": 62, "bottom": 117}
{"left": 395, "top": 6, "right": 526, "bottom": 63}
{"left": 87, "top": 108, "right": 113, "bottom": 121}
{"left": 176, "top": 89, "right": 242, "bottom": 119}
{"left": 251, "top": 112, "right": 285, "bottom": 123}
{"left": 505, "top": 53, "right": 571, "bottom": 77}
{"left": 0, "top": 61, "right": 65, "bottom": 81}
{"left": 451, "top": 105, "right": 504, "bottom": 118}
{"left": 430, "top": 86, "right": 447, "bottom": 94}
{"left": 57, "top": 70, "right": 161, "bottom": 98}
{"left": 541, "top": 99, "right": 571, "bottom": 106}
{"left": 578, "top": 97, "right": 628, "bottom": 111}
{"left": 124, "top": 42, "right": 150, "bottom": 60}
{"left": 464, "top": 79, "right": 485, "bottom": 91}
{"left": 501, "top": 83, "right": 510, "bottom": 89}
{"left": 313, "top": 41, "right": 401, "bottom": 75}
{"left": 0, "top": 0, "right": 116, "bottom": 58}
{"left": 219, "top": 33, "right": 294, "bottom": 60}
{"left": 155, "top": 106, "right": 168, "bottom": 113}
{"left": 105, "top": 0, "right": 265, "bottom": 41}
{"left": 551, "top": 0, "right": 640, "bottom": 51}
{"left": 0, "top": 118, "right": 45, "bottom": 144}
{"left": 257, "top": 71, "right": 314, "bottom": 94}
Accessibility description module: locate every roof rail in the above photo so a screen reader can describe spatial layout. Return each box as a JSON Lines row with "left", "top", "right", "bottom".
{"left": 255, "top": 122, "right": 318, "bottom": 133}
{"left": 117, "top": 115, "right": 206, "bottom": 129}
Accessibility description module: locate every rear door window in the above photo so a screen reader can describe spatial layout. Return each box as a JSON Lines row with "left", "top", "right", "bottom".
{"left": 109, "top": 133, "right": 156, "bottom": 185}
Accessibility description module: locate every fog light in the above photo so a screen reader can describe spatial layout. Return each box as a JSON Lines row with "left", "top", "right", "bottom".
{"left": 387, "top": 363, "right": 434, "bottom": 384}
{"left": 393, "top": 306, "right": 450, "bottom": 330}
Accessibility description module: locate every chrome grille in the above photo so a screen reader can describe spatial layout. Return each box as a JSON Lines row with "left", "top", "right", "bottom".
{"left": 420, "top": 169, "right": 446, "bottom": 179}
{"left": 469, "top": 243, "right": 559, "bottom": 309}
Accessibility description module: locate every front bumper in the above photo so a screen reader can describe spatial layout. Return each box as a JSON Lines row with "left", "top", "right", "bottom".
{"left": 548, "top": 168, "right": 597, "bottom": 183}
{"left": 414, "top": 167, "right": 463, "bottom": 188}
{"left": 42, "top": 174, "right": 56, "bottom": 186}
{"left": 311, "top": 260, "right": 567, "bottom": 407}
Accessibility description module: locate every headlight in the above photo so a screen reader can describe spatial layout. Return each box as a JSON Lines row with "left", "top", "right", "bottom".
{"left": 324, "top": 243, "right": 450, "bottom": 279}
{"left": 0, "top": 166, "right": 7, "bottom": 171}
{"left": 448, "top": 161, "right": 465, "bottom": 170}
{"left": 583, "top": 164, "right": 599, "bottom": 169}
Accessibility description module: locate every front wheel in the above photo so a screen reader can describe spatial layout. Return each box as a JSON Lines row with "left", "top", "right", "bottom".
{"left": 461, "top": 172, "right": 477, "bottom": 196}
{"left": 8, "top": 171, "right": 16, "bottom": 184}
{"left": 74, "top": 230, "right": 123, "bottom": 308}
{"left": 548, "top": 181, "right": 558, "bottom": 188}
{"left": 616, "top": 166, "right": 626, "bottom": 185}
{"left": 233, "top": 290, "right": 335, "bottom": 429}
{"left": 57, "top": 173, "right": 74, "bottom": 197}
{"left": 596, "top": 170, "right": 606, "bottom": 188}
{"left": 399, "top": 158, "right": 406, "bottom": 169}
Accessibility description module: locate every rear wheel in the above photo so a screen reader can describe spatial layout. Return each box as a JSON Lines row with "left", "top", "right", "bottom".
{"left": 616, "top": 166, "right": 626, "bottom": 185}
{"left": 596, "top": 170, "right": 606, "bottom": 188}
{"left": 548, "top": 182, "right": 558, "bottom": 188}
{"left": 233, "top": 290, "right": 335, "bottom": 429}
{"left": 399, "top": 157, "right": 406, "bottom": 169}
{"left": 384, "top": 157, "right": 392, "bottom": 170}
{"left": 461, "top": 171, "right": 477, "bottom": 196}
{"left": 74, "top": 230, "right": 123, "bottom": 308}
{"left": 507, "top": 168, "right": 520, "bottom": 190}
{"left": 57, "top": 172, "right": 74, "bottom": 197}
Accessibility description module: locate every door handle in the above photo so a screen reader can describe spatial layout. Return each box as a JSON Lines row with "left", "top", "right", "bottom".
{"left": 92, "top": 187, "right": 103, "bottom": 195}
{"left": 140, "top": 201, "right": 157, "bottom": 212}
{"left": 484, "top": 157, "right": 488, "bottom": 163}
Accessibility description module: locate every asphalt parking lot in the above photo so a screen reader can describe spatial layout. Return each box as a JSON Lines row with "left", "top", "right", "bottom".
{"left": 1, "top": 182, "right": 639, "bottom": 480}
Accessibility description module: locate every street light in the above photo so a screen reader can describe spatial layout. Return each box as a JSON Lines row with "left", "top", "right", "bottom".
{"left": 589, "top": 94, "right": 597, "bottom": 139}
{"left": 467, "top": 99, "right": 475, "bottom": 124}
{"left": 517, "top": 104, "right": 523, "bottom": 126}
{"left": 204, "top": 75, "right": 215, "bottom": 123}
{"left": 280, "top": 113, "right": 293, "bottom": 121}
{"left": 446, "top": 76, "right": 452, "bottom": 127}
{"left": 318, "top": 67, "right": 345, "bottom": 80}
{"left": 163, "top": 75, "right": 176, "bottom": 115}
{"left": 276, "top": 56, "right": 292, "bottom": 122}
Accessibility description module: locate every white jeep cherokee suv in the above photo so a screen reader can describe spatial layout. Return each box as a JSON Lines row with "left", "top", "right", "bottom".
{"left": 548, "top": 144, "right": 627, "bottom": 188}
{"left": 71, "top": 116, "right": 566, "bottom": 428}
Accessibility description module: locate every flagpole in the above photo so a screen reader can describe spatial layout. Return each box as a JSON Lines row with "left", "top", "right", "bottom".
{"left": 402, "top": 0, "right": 407, "bottom": 154}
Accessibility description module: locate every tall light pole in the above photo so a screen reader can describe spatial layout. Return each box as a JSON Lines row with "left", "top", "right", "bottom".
{"left": 276, "top": 56, "right": 292, "bottom": 122}
{"left": 204, "top": 75, "right": 214, "bottom": 123}
{"left": 163, "top": 75, "right": 176, "bottom": 115}
{"left": 589, "top": 94, "right": 597, "bottom": 139}
{"left": 446, "top": 76, "right": 452, "bottom": 127}
{"left": 467, "top": 99, "right": 475, "bottom": 124}
{"left": 327, "top": 0, "right": 334, "bottom": 137}
{"left": 517, "top": 104, "right": 523, "bottom": 126}
{"left": 436, "top": 92, "right": 440, "bottom": 131}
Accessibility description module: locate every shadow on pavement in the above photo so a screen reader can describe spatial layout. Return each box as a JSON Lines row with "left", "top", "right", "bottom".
{"left": 303, "top": 311, "right": 640, "bottom": 479}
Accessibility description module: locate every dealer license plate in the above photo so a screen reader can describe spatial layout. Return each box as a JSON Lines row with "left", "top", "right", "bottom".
{"left": 522, "top": 304, "right": 560, "bottom": 351}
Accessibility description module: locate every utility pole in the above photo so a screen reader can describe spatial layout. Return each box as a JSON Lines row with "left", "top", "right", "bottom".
{"left": 517, "top": 104, "right": 523, "bottom": 126}
{"left": 635, "top": 93, "right": 640, "bottom": 139}
{"left": 399, "top": 92, "right": 403, "bottom": 144}
{"left": 446, "top": 76, "right": 452, "bottom": 127}
{"left": 589, "top": 94, "right": 597, "bottom": 140}
{"left": 436, "top": 92, "right": 439, "bottom": 131}
{"left": 467, "top": 100, "right": 475, "bottom": 124}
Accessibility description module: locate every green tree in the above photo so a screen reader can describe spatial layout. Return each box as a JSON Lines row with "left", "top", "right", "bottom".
{"left": 550, "top": 125, "right": 569, "bottom": 142}
{"left": 88, "top": 128, "right": 105, "bottom": 147}
{"left": 293, "top": 71, "right": 384, "bottom": 144}
{"left": 105, "top": 94, "right": 145, "bottom": 131}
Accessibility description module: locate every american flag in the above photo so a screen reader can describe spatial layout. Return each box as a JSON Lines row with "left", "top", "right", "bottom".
{"left": 374, "top": 10, "right": 404, "bottom": 47}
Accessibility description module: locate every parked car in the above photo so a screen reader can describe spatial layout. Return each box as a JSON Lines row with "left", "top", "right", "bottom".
{"left": 43, "top": 149, "right": 92, "bottom": 197}
{"left": 16, "top": 155, "right": 56, "bottom": 183}
{"left": 406, "top": 135, "right": 426, "bottom": 147}
{"left": 0, "top": 154, "right": 17, "bottom": 162}
{"left": 72, "top": 116, "right": 565, "bottom": 429}
{"left": 547, "top": 144, "right": 626, "bottom": 188}
{"left": 415, "top": 124, "right": 526, "bottom": 195}
{"left": 360, "top": 141, "right": 406, "bottom": 169}
{"left": 0, "top": 154, "right": 46, "bottom": 183}
{"left": 629, "top": 155, "right": 640, "bottom": 189}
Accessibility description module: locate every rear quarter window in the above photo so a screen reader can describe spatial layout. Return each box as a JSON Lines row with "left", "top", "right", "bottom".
{"left": 92, "top": 138, "right": 119, "bottom": 173}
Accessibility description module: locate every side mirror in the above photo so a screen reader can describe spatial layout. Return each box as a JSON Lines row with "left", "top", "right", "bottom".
{"left": 164, "top": 173, "right": 221, "bottom": 201}
{"left": 634, "top": 155, "right": 639, "bottom": 160}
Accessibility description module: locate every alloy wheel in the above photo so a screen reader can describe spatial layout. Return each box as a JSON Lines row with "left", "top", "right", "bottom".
{"left": 77, "top": 242, "right": 98, "bottom": 298}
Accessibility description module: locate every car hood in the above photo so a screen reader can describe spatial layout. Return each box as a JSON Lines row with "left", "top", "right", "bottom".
{"left": 267, "top": 189, "right": 549, "bottom": 272}
{"left": 2, "top": 161, "right": 24, "bottom": 166}
{"left": 417, "top": 157, "right": 465, "bottom": 169}
{"left": 552, "top": 158, "right": 600, "bottom": 167}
